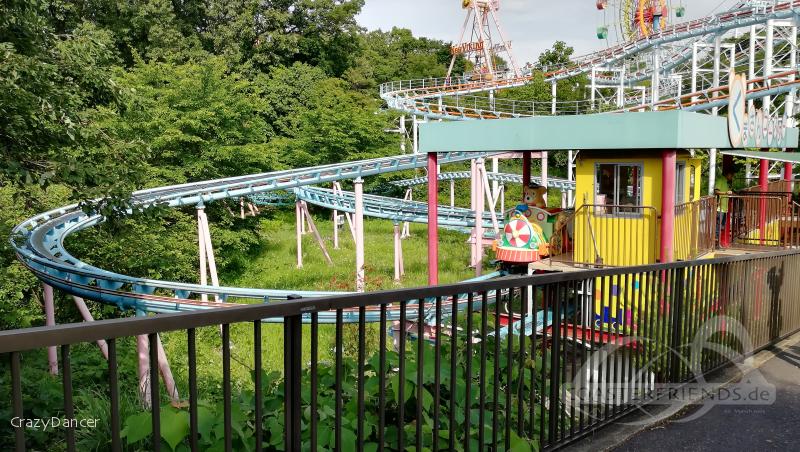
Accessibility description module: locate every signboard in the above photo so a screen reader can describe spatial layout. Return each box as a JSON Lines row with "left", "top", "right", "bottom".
{"left": 727, "top": 72, "right": 789, "bottom": 148}
{"left": 450, "top": 41, "right": 484, "bottom": 56}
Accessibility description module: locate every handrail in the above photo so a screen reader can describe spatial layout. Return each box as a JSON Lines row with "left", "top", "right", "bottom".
{"left": 3, "top": 247, "right": 800, "bottom": 352}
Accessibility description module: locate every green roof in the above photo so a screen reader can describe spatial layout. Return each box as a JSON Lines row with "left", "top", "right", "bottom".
{"left": 721, "top": 150, "right": 800, "bottom": 163}
{"left": 419, "top": 110, "right": 799, "bottom": 153}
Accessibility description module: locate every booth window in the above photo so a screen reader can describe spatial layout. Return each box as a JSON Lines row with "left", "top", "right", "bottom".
{"left": 594, "top": 163, "right": 643, "bottom": 215}
{"left": 675, "top": 162, "right": 686, "bottom": 204}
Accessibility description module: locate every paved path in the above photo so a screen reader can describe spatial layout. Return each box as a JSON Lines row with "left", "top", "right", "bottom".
{"left": 614, "top": 344, "right": 800, "bottom": 452}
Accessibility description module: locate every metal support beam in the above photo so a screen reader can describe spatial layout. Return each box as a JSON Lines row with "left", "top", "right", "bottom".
{"left": 295, "top": 201, "right": 303, "bottom": 269}
{"left": 354, "top": 178, "right": 365, "bottom": 292}
{"left": 394, "top": 223, "right": 404, "bottom": 282}
{"left": 427, "top": 153, "right": 439, "bottom": 285}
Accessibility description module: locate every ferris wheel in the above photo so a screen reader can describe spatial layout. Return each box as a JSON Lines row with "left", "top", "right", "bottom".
{"left": 595, "top": 0, "right": 685, "bottom": 44}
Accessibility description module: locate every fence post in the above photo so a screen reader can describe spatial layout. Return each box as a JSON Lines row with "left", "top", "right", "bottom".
{"left": 669, "top": 270, "right": 685, "bottom": 381}
{"left": 284, "top": 311, "right": 302, "bottom": 451}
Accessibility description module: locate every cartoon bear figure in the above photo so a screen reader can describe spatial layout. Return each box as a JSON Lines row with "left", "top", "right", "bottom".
{"left": 523, "top": 184, "right": 547, "bottom": 209}
{"left": 549, "top": 211, "right": 572, "bottom": 255}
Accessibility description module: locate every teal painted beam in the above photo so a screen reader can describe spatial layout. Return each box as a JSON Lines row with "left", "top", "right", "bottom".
{"left": 419, "top": 111, "right": 799, "bottom": 152}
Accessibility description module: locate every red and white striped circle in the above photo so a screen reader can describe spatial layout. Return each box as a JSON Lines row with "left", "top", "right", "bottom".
{"left": 504, "top": 219, "right": 532, "bottom": 248}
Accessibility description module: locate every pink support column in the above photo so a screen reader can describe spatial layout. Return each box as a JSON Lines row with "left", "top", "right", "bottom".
{"left": 72, "top": 296, "right": 109, "bottom": 360}
{"left": 136, "top": 311, "right": 151, "bottom": 407}
{"left": 759, "top": 158, "right": 769, "bottom": 244}
{"left": 155, "top": 334, "right": 180, "bottom": 403}
{"left": 660, "top": 150, "right": 677, "bottom": 263}
{"left": 427, "top": 152, "right": 439, "bottom": 286}
{"left": 784, "top": 150, "right": 793, "bottom": 193}
{"left": 475, "top": 159, "right": 485, "bottom": 276}
{"left": 43, "top": 284, "right": 58, "bottom": 375}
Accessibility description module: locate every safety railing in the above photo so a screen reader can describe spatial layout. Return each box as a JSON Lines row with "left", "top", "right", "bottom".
{"left": 674, "top": 197, "right": 717, "bottom": 261}
{"left": 3, "top": 251, "right": 800, "bottom": 451}
{"left": 721, "top": 192, "right": 800, "bottom": 249}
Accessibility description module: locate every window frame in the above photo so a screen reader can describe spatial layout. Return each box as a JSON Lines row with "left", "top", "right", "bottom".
{"left": 675, "top": 161, "right": 687, "bottom": 205}
{"left": 593, "top": 162, "right": 645, "bottom": 217}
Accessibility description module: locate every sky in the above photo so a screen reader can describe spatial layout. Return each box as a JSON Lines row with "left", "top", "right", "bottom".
{"left": 357, "top": 0, "right": 740, "bottom": 64}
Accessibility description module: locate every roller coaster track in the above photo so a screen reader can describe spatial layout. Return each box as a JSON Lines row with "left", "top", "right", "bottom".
{"left": 12, "top": 151, "right": 505, "bottom": 319}
{"left": 11, "top": 2, "right": 800, "bottom": 324}
{"left": 381, "top": 1, "right": 800, "bottom": 120}
{"left": 390, "top": 171, "right": 575, "bottom": 190}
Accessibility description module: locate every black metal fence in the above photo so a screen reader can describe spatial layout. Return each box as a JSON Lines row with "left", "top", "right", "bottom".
{"left": 3, "top": 250, "right": 800, "bottom": 451}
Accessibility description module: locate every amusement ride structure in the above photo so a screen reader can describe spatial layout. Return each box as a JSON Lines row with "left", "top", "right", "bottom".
{"left": 10, "top": 0, "right": 800, "bottom": 401}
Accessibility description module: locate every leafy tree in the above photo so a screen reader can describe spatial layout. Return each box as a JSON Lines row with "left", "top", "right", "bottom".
{"left": 203, "top": 0, "right": 365, "bottom": 76}
{"left": 105, "top": 57, "right": 277, "bottom": 185}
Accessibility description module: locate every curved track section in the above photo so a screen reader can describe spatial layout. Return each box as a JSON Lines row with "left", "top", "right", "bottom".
{"left": 11, "top": 152, "right": 503, "bottom": 319}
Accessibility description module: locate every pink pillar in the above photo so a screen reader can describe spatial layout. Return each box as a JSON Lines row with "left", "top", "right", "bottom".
{"left": 660, "top": 150, "right": 677, "bottom": 263}
{"left": 522, "top": 151, "right": 531, "bottom": 201}
{"left": 72, "top": 296, "right": 109, "bottom": 360}
{"left": 427, "top": 152, "right": 439, "bottom": 286}
{"left": 43, "top": 284, "right": 58, "bottom": 375}
{"left": 784, "top": 150, "right": 793, "bottom": 193}
{"left": 759, "top": 158, "right": 769, "bottom": 244}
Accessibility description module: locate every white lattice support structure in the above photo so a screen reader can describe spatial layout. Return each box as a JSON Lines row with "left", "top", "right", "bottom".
{"left": 300, "top": 201, "right": 333, "bottom": 266}
{"left": 470, "top": 158, "right": 478, "bottom": 266}
{"left": 333, "top": 182, "right": 356, "bottom": 241}
{"left": 402, "top": 188, "right": 412, "bottom": 238}
{"left": 762, "top": 18, "right": 798, "bottom": 117}
{"left": 541, "top": 152, "right": 549, "bottom": 204}
{"left": 478, "top": 163, "right": 500, "bottom": 235}
{"left": 474, "top": 158, "right": 486, "bottom": 276}
{"left": 197, "top": 205, "right": 220, "bottom": 302}
{"left": 295, "top": 201, "right": 303, "bottom": 269}
{"left": 591, "top": 66, "right": 627, "bottom": 110}
{"left": 393, "top": 223, "right": 404, "bottom": 282}
{"left": 354, "top": 178, "right": 366, "bottom": 292}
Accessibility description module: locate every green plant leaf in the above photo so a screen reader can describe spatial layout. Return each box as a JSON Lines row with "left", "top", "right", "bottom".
{"left": 509, "top": 430, "right": 534, "bottom": 452}
{"left": 121, "top": 412, "right": 152, "bottom": 445}
{"left": 197, "top": 406, "right": 216, "bottom": 441}
{"left": 160, "top": 407, "right": 190, "bottom": 451}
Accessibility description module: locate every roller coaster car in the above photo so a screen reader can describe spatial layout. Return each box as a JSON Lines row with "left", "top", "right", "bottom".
{"left": 493, "top": 211, "right": 549, "bottom": 265}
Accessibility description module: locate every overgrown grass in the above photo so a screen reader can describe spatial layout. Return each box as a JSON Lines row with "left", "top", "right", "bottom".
{"left": 159, "top": 209, "right": 481, "bottom": 398}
